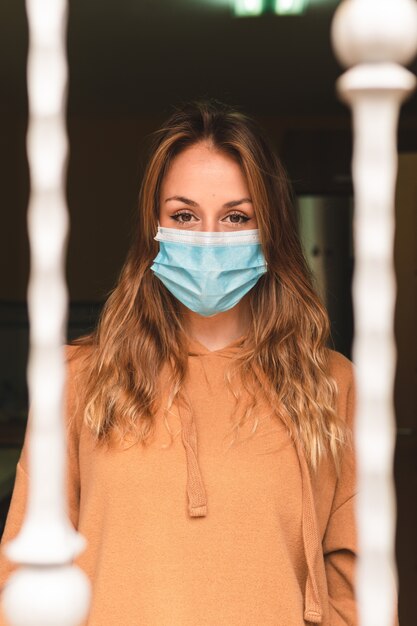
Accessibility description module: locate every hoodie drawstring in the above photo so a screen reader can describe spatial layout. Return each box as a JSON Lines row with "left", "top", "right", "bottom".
{"left": 294, "top": 439, "right": 324, "bottom": 623}
{"left": 176, "top": 392, "right": 323, "bottom": 623}
{"left": 177, "top": 394, "right": 208, "bottom": 517}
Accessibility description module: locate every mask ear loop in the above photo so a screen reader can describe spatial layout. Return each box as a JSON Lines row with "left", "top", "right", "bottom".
{"left": 155, "top": 220, "right": 161, "bottom": 239}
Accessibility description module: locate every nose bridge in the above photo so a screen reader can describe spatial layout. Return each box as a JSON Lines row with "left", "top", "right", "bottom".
{"left": 199, "top": 214, "right": 222, "bottom": 232}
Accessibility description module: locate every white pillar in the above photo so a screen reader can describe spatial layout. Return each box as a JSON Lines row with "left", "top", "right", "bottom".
{"left": 0, "top": 1, "right": 91, "bottom": 625}
{"left": 331, "top": 1, "right": 417, "bottom": 625}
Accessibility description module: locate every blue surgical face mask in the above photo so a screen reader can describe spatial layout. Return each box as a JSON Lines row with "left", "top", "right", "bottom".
{"left": 150, "top": 225, "right": 268, "bottom": 317}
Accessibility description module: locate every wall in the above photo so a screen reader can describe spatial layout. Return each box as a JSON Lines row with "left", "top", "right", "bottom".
{"left": 394, "top": 153, "right": 417, "bottom": 626}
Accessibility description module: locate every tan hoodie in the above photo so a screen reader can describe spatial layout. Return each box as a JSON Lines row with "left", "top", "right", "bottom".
{"left": 0, "top": 340, "right": 400, "bottom": 625}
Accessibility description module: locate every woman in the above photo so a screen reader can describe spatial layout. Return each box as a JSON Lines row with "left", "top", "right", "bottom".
{"left": 0, "top": 99, "right": 393, "bottom": 626}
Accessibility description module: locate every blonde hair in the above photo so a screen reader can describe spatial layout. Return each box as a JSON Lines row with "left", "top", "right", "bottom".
{"left": 70, "top": 98, "right": 350, "bottom": 476}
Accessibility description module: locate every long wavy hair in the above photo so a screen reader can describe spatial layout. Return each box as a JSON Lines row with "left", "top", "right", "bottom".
{"left": 70, "top": 98, "right": 350, "bottom": 476}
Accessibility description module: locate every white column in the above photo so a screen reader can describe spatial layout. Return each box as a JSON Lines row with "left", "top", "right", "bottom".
{"left": 0, "top": 1, "right": 91, "bottom": 625}
{"left": 331, "top": 1, "right": 417, "bottom": 625}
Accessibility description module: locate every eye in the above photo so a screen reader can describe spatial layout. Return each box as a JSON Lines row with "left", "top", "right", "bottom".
{"left": 223, "top": 212, "right": 251, "bottom": 225}
{"left": 170, "top": 211, "right": 197, "bottom": 224}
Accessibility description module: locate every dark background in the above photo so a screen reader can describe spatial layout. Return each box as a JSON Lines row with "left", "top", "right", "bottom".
{"left": 0, "top": 0, "right": 416, "bottom": 623}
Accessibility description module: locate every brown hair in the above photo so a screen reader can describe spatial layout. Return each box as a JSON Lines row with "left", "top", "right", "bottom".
{"left": 70, "top": 98, "right": 350, "bottom": 475}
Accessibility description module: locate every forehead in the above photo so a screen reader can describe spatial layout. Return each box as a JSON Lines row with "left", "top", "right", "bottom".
{"left": 161, "top": 143, "right": 248, "bottom": 193}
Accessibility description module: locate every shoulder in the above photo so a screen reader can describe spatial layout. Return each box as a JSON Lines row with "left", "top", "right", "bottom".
{"left": 327, "top": 348, "right": 355, "bottom": 387}
{"left": 64, "top": 344, "right": 92, "bottom": 436}
{"left": 63, "top": 342, "right": 95, "bottom": 416}
{"left": 64, "top": 342, "right": 94, "bottom": 375}
{"left": 65, "top": 342, "right": 93, "bottom": 362}
{"left": 326, "top": 348, "right": 357, "bottom": 426}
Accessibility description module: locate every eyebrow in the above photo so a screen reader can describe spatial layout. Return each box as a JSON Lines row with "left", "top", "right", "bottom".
{"left": 165, "top": 196, "right": 252, "bottom": 209}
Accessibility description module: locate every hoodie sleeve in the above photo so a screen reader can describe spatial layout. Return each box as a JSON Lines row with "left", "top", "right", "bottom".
{"left": 0, "top": 344, "right": 82, "bottom": 602}
{"left": 322, "top": 357, "right": 400, "bottom": 626}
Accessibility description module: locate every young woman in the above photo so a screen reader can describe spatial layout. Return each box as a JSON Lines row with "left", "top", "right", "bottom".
{"left": 0, "top": 99, "right": 396, "bottom": 626}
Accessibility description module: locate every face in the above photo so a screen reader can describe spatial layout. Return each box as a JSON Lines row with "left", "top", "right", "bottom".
{"left": 159, "top": 142, "right": 258, "bottom": 232}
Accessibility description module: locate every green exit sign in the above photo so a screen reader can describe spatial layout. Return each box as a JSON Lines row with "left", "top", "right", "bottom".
{"left": 233, "top": 0, "right": 263, "bottom": 16}
{"left": 275, "top": 0, "right": 308, "bottom": 14}
{"left": 233, "top": 0, "right": 308, "bottom": 16}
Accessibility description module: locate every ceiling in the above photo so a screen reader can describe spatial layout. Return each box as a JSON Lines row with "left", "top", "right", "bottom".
{"left": 1, "top": 0, "right": 417, "bottom": 118}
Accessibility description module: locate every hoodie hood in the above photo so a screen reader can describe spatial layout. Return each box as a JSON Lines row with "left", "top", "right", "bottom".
{"left": 175, "top": 335, "right": 323, "bottom": 623}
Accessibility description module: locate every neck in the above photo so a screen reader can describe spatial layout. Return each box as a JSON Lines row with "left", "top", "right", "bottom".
{"left": 180, "top": 295, "right": 251, "bottom": 352}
